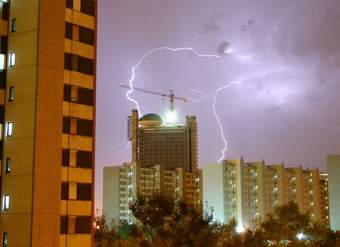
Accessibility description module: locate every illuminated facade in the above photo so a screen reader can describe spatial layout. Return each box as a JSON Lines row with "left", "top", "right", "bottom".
{"left": 0, "top": 0, "right": 96, "bottom": 246}
{"left": 327, "top": 155, "right": 340, "bottom": 231}
{"left": 103, "top": 162, "right": 202, "bottom": 224}
{"left": 129, "top": 110, "right": 198, "bottom": 172}
{"left": 203, "top": 158, "right": 328, "bottom": 227}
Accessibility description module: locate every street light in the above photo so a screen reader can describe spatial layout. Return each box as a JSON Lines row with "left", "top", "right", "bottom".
{"left": 296, "top": 232, "right": 305, "bottom": 240}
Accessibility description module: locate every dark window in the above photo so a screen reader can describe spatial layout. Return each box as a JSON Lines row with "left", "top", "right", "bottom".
{"left": 11, "top": 18, "right": 16, "bottom": 32}
{"left": 66, "top": 0, "right": 73, "bottom": 9}
{"left": 0, "top": 36, "right": 7, "bottom": 54}
{"left": 77, "top": 183, "right": 92, "bottom": 201}
{"left": 77, "top": 151, "right": 92, "bottom": 168}
{"left": 2, "top": 232, "right": 8, "bottom": 247}
{"left": 61, "top": 182, "right": 69, "bottom": 200}
{"left": 79, "top": 27, "right": 94, "bottom": 45}
{"left": 77, "top": 119, "right": 93, "bottom": 137}
{"left": 63, "top": 84, "right": 71, "bottom": 102}
{"left": 5, "top": 158, "right": 10, "bottom": 174}
{"left": 65, "top": 22, "right": 73, "bottom": 39}
{"left": 78, "top": 88, "right": 93, "bottom": 105}
{"left": 0, "top": 70, "right": 6, "bottom": 89}
{"left": 80, "top": 0, "right": 95, "bottom": 16}
{"left": 60, "top": 216, "right": 68, "bottom": 234}
{"left": 64, "top": 53, "right": 93, "bottom": 75}
{"left": 63, "top": 117, "right": 70, "bottom": 134}
{"left": 0, "top": 105, "right": 4, "bottom": 122}
{"left": 62, "top": 149, "right": 70, "bottom": 167}
{"left": 2, "top": 3, "right": 9, "bottom": 21}
{"left": 75, "top": 216, "right": 91, "bottom": 233}
{"left": 0, "top": 141, "right": 3, "bottom": 160}
{"left": 64, "top": 53, "right": 72, "bottom": 70}
{"left": 8, "top": 86, "right": 14, "bottom": 102}
{"left": 79, "top": 57, "right": 93, "bottom": 75}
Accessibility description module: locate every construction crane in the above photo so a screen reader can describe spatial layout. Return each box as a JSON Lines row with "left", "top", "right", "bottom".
{"left": 118, "top": 84, "right": 188, "bottom": 112}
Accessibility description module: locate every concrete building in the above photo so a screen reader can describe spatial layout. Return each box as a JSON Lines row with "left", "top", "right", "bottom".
{"left": 203, "top": 158, "right": 327, "bottom": 228}
{"left": 0, "top": 1, "right": 97, "bottom": 246}
{"left": 129, "top": 110, "right": 198, "bottom": 172}
{"left": 327, "top": 155, "right": 340, "bottom": 231}
{"left": 103, "top": 162, "right": 202, "bottom": 224}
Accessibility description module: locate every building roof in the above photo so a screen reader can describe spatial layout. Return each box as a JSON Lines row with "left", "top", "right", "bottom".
{"left": 139, "top": 113, "right": 162, "bottom": 122}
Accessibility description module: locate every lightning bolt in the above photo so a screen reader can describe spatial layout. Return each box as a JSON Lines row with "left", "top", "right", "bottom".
{"left": 126, "top": 47, "right": 221, "bottom": 114}
{"left": 124, "top": 46, "right": 269, "bottom": 163}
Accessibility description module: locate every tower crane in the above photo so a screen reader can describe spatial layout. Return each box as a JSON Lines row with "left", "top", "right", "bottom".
{"left": 118, "top": 84, "right": 188, "bottom": 112}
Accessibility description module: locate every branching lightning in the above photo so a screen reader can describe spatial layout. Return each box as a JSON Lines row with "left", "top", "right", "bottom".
{"left": 123, "top": 46, "right": 262, "bottom": 163}
{"left": 126, "top": 47, "right": 220, "bottom": 114}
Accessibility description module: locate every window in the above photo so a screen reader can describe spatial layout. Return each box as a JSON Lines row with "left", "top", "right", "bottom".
{"left": 1, "top": 36, "right": 8, "bottom": 54}
{"left": 79, "top": 26, "right": 94, "bottom": 45}
{"left": 62, "top": 149, "right": 70, "bottom": 167}
{"left": 76, "top": 151, "right": 92, "bottom": 168}
{"left": 2, "top": 195, "right": 9, "bottom": 211}
{"left": 61, "top": 182, "right": 69, "bottom": 200}
{"left": 65, "top": 22, "right": 72, "bottom": 39}
{"left": 8, "top": 86, "right": 14, "bottom": 101}
{"left": 0, "top": 70, "right": 6, "bottom": 89}
{"left": 5, "top": 158, "right": 10, "bottom": 173}
{"left": 77, "top": 119, "right": 93, "bottom": 137}
{"left": 77, "top": 183, "right": 92, "bottom": 201}
{"left": 60, "top": 216, "right": 68, "bottom": 234}
{"left": 1, "top": 3, "right": 9, "bottom": 21}
{"left": 66, "top": 0, "right": 73, "bottom": 9}
{"left": 11, "top": 18, "right": 16, "bottom": 32}
{"left": 8, "top": 52, "right": 15, "bottom": 67}
{"left": 5, "top": 122, "right": 12, "bottom": 137}
{"left": 2, "top": 232, "right": 8, "bottom": 247}
{"left": 75, "top": 216, "right": 91, "bottom": 233}
{"left": 80, "top": 0, "right": 95, "bottom": 16}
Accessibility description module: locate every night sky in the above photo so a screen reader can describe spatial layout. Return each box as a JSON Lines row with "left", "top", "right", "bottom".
{"left": 95, "top": 0, "right": 340, "bottom": 209}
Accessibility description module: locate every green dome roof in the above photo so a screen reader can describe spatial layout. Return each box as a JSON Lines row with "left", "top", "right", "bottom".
{"left": 139, "top": 113, "right": 162, "bottom": 122}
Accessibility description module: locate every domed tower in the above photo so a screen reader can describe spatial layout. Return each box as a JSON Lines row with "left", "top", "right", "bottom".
{"left": 128, "top": 110, "right": 197, "bottom": 172}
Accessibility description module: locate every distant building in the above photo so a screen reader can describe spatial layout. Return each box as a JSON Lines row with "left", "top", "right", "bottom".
{"left": 203, "top": 158, "right": 328, "bottom": 228}
{"left": 129, "top": 110, "right": 198, "bottom": 172}
{"left": 327, "top": 155, "right": 340, "bottom": 231}
{"left": 103, "top": 162, "right": 202, "bottom": 224}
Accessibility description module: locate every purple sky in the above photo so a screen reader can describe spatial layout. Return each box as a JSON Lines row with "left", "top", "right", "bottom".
{"left": 96, "top": 0, "right": 340, "bottom": 209}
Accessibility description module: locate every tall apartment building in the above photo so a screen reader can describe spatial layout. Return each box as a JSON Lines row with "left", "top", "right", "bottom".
{"left": 0, "top": 1, "right": 97, "bottom": 246}
{"left": 103, "top": 162, "right": 202, "bottom": 224}
{"left": 203, "top": 158, "right": 327, "bottom": 228}
{"left": 129, "top": 110, "right": 198, "bottom": 172}
{"left": 327, "top": 155, "right": 340, "bottom": 231}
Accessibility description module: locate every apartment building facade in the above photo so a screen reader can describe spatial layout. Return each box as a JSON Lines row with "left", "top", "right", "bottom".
{"left": 203, "top": 158, "right": 328, "bottom": 228}
{"left": 327, "top": 155, "right": 340, "bottom": 231}
{"left": 0, "top": 0, "right": 96, "bottom": 246}
{"left": 103, "top": 162, "right": 202, "bottom": 224}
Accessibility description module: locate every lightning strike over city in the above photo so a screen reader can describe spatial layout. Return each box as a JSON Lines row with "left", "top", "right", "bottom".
{"left": 97, "top": 0, "right": 340, "bottom": 230}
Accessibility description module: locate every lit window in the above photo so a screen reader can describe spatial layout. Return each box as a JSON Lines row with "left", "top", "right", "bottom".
{"left": 5, "top": 158, "right": 10, "bottom": 174}
{"left": 8, "top": 87, "right": 14, "bottom": 102}
{"left": 5, "top": 122, "right": 12, "bottom": 137}
{"left": 8, "top": 53, "right": 15, "bottom": 67}
{"left": 2, "top": 232, "right": 8, "bottom": 247}
{"left": 0, "top": 54, "right": 5, "bottom": 70}
{"left": 11, "top": 18, "right": 16, "bottom": 32}
{"left": 2, "top": 195, "right": 9, "bottom": 211}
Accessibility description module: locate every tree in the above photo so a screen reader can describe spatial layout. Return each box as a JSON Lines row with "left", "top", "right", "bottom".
{"left": 94, "top": 211, "right": 119, "bottom": 247}
{"left": 130, "top": 194, "right": 220, "bottom": 247}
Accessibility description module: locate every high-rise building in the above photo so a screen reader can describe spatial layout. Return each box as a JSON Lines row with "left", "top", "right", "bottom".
{"left": 203, "top": 158, "right": 327, "bottom": 228}
{"left": 327, "top": 155, "right": 340, "bottom": 231}
{"left": 0, "top": 1, "right": 97, "bottom": 246}
{"left": 129, "top": 110, "right": 197, "bottom": 172}
{"left": 103, "top": 162, "right": 202, "bottom": 224}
